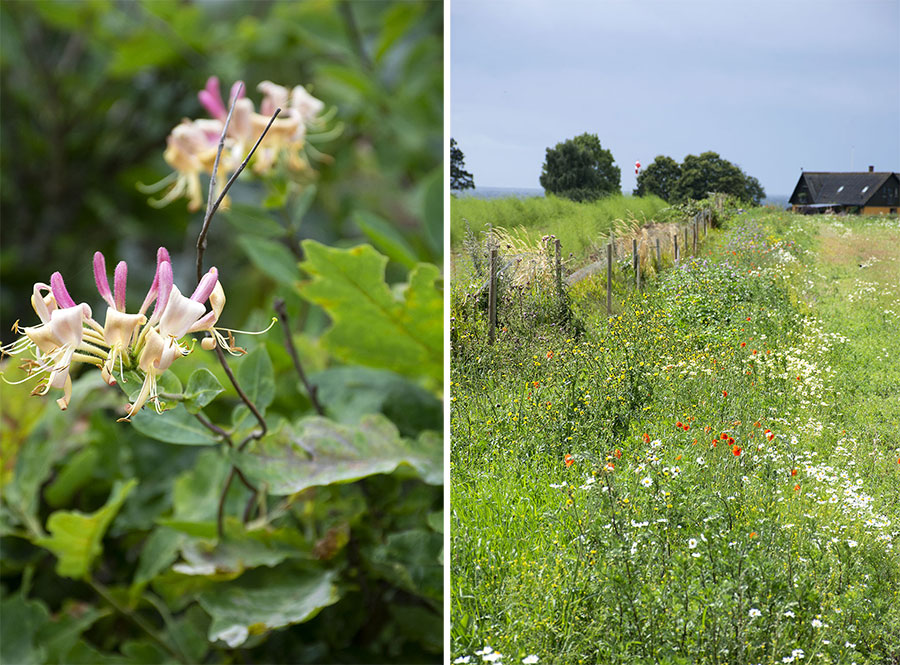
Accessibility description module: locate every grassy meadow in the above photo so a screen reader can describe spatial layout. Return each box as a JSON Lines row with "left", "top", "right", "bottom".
{"left": 450, "top": 203, "right": 900, "bottom": 664}
{"left": 450, "top": 194, "right": 669, "bottom": 257}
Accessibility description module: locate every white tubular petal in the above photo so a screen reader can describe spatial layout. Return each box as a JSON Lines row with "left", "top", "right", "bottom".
{"left": 48, "top": 306, "right": 86, "bottom": 347}
{"left": 103, "top": 308, "right": 147, "bottom": 348}
{"left": 31, "top": 283, "right": 54, "bottom": 324}
{"left": 159, "top": 286, "right": 206, "bottom": 339}
{"left": 24, "top": 325, "right": 61, "bottom": 354}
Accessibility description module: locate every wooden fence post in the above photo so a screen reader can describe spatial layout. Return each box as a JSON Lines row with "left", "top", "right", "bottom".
{"left": 674, "top": 234, "right": 679, "bottom": 262}
{"left": 555, "top": 238, "right": 563, "bottom": 298}
{"left": 683, "top": 227, "right": 689, "bottom": 256}
{"left": 610, "top": 230, "right": 616, "bottom": 258}
{"left": 606, "top": 243, "right": 612, "bottom": 317}
{"left": 655, "top": 237, "right": 661, "bottom": 269}
{"left": 488, "top": 248, "right": 497, "bottom": 345}
{"left": 693, "top": 221, "right": 698, "bottom": 254}
{"left": 632, "top": 238, "right": 640, "bottom": 291}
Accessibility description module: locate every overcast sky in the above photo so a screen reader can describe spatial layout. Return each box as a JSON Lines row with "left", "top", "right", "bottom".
{"left": 451, "top": 0, "right": 900, "bottom": 197}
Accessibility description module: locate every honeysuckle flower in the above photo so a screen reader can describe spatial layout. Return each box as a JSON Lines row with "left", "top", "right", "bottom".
{"left": 3, "top": 273, "right": 104, "bottom": 410}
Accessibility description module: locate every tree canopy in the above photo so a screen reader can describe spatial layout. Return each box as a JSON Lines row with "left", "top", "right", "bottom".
{"left": 633, "top": 155, "right": 682, "bottom": 202}
{"left": 450, "top": 138, "right": 475, "bottom": 191}
{"left": 635, "top": 152, "right": 765, "bottom": 204}
{"left": 540, "top": 133, "right": 620, "bottom": 202}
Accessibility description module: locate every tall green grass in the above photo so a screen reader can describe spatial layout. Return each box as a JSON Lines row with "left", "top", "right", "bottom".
{"left": 450, "top": 193, "right": 668, "bottom": 257}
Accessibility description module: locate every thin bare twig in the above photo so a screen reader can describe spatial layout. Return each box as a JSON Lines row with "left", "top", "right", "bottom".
{"left": 273, "top": 298, "right": 325, "bottom": 416}
{"left": 195, "top": 86, "right": 283, "bottom": 282}
{"left": 197, "top": 81, "right": 242, "bottom": 284}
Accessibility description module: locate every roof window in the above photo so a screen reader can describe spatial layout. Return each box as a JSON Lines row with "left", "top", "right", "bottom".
{"left": 836, "top": 186, "right": 844, "bottom": 193}
{"left": 861, "top": 186, "right": 869, "bottom": 193}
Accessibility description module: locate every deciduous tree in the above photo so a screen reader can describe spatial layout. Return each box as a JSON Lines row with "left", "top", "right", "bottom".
{"left": 539, "top": 133, "right": 620, "bottom": 202}
{"left": 633, "top": 155, "right": 681, "bottom": 202}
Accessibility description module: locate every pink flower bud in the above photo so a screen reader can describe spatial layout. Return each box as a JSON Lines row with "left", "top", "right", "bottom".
{"left": 94, "top": 252, "right": 115, "bottom": 308}
{"left": 50, "top": 272, "right": 76, "bottom": 309}
{"left": 114, "top": 261, "right": 128, "bottom": 312}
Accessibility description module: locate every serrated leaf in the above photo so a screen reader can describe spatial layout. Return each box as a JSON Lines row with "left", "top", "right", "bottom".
{"left": 183, "top": 369, "right": 225, "bottom": 414}
{"left": 228, "top": 415, "right": 441, "bottom": 495}
{"left": 131, "top": 404, "right": 218, "bottom": 446}
{"left": 34, "top": 479, "right": 137, "bottom": 579}
{"left": 353, "top": 210, "right": 419, "bottom": 269}
{"left": 236, "top": 235, "right": 300, "bottom": 286}
{"left": 298, "top": 241, "right": 442, "bottom": 385}
{"left": 197, "top": 569, "right": 339, "bottom": 648}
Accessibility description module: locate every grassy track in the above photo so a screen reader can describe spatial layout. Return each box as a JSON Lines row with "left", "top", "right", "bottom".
{"left": 450, "top": 208, "right": 900, "bottom": 665}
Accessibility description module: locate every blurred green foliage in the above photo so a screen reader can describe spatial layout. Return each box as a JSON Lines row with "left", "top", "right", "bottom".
{"left": 0, "top": 0, "right": 442, "bottom": 343}
{"left": 0, "top": 1, "right": 443, "bottom": 663}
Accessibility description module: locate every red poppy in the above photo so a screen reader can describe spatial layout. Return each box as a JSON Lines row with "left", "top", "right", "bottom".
{"left": 721, "top": 433, "right": 728, "bottom": 440}
{"left": 733, "top": 446, "right": 742, "bottom": 456}
{"left": 722, "top": 390, "right": 728, "bottom": 397}
{"left": 741, "top": 342, "right": 746, "bottom": 348}
{"left": 765, "top": 430, "right": 774, "bottom": 441}
{"left": 564, "top": 454, "right": 574, "bottom": 467}
{"left": 642, "top": 433, "right": 650, "bottom": 444}
{"left": 683, "top": 424, "right": 691, "bottom": 431}
{"left": 676, "top": 421, "right": 683, "bottom": 429}
{"left": 791, "top": 468, "right": 798, "bottom": 476}
{"left": 547, "top": 351, "right": 554, "bottom": 359}
{"left": 793, "top": 484, "right": 801, "bottom": 491}
{"left": 754, "top": 421, "right": 761, "bottom": 428}
{"left": 614, "top": 449, "right": 622, "bottom": 459}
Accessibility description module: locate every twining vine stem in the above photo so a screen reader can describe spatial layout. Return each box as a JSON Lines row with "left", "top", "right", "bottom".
{"left": 273, "top": 297, "right": 325, "bottom": 416}
{"left": 191, "top": 83, "right": 281, "bottom": 538}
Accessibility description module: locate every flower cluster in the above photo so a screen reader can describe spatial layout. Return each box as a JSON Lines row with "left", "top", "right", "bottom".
{"left": 144, "top": 76, "right": 329, "bottom": 211}
{"left": 3, "top": 248, "right": 243, "bottom": 420}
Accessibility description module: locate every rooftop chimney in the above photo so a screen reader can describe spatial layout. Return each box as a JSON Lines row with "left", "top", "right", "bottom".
{"left": 868, "top": 165, "right": 874, "bottom": 172}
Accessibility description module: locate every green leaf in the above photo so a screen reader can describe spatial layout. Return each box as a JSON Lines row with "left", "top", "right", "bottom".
{"left": 353, "top": 210, "right": 419, "bottom": 269}
{"left": 0, "top": 593, "right": 50, "bottom": 665}
{"left": 289, "top": 184, "right": 317, "bottom": 226}
{"left": 420, "top": 166, "right": 443, "bottom": 256}
{"left": 38, "top": 604, "right": 109, "bottom": 665}
{"left": 183, "top": 369, "right": 225, "bottom": 415}
{"left": 222, "top": 204, "right": 287, "bottom": 238}
{"left": 130, "top": 527, "right": 185, "bottom": 603}
{"left": 298, "top": 241, "right": 442, "bottom": 385}
{"left": 169, "top": 528, "right": 309, "bottom": 577}
{"left": 171, "top": 450, "right": 230, "bottom": 523}
{"left": 236, "top": 235, "right": 300, "bottom": 287}
{"left": 237, "top": 346, "right": 275, "bottom": 413}
{"left": 130, "top": 404, "right": 218, "bottom": 446}
{"left": 375, "top": 3, "right": 424, "bottom": 62}
{"left": 34, "top": 479, "right": 138, "bottom": 579}
{"left": 228, "top": 415, "right": 442, "bottom": 495}
{"left": 197, "top": 569, "right": 340, "bottom": 648}
{"left": 311, "top": 366, "right": 441, "bottom": 436}
{"left": 44, "top": 447, "right": 100, "bottom": 508}
{"left": 368, "top": 529, "right": 443, "bottom": 607}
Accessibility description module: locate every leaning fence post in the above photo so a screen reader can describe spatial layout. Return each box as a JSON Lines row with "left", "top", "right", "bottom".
{"left": 606, "top": 243, "right": 612, "bottom": 317}
{"left": 488, "top": 248, "right": 497, "bottom": 345}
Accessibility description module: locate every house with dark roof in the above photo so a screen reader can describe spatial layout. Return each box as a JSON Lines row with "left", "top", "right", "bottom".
{"left": 789, "top": 168, "right": 899, "bottom": 215}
